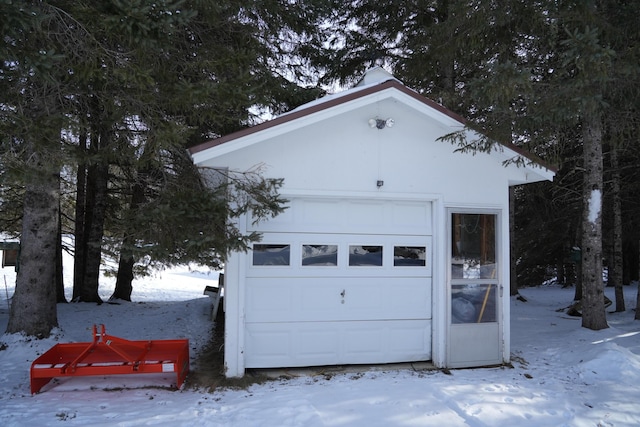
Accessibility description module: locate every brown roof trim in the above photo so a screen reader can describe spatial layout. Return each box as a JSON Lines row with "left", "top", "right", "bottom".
{"left": 188, "top": 80, "right": 405, "bottom": 155}
{"left": 389, "top": 83, "right": 558, "bottom": 173}
{"left": 496, "top": 138, "right": 558, "bottom": 173}
{"left": 188, "top": 80, "right": 557, "bottom": 173}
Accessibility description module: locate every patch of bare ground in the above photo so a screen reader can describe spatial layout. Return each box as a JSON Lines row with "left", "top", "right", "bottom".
{"left": 186, "top": 306, "right": 271, "bottom": 392}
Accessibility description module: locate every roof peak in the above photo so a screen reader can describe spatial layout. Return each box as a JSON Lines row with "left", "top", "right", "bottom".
{"left": 354, "top": 66, "right": 402, "bottom": 87}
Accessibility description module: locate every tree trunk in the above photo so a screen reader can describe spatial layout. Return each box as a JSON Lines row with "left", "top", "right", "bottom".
{"left": 636, "top": 239, "right": 640, "bottom": 320}
{"left": 112, "top": 240, "right": 134, "bottom": 301}
{"left": 610, "top": 143, "right": 625, "bottom": 311}
{"left": 75, "top": 160, "right": 108, "bottom": 303}
{"left": 509, "top": 186, "right": 518, "bottom": 295}
{"left": 73, "top": 134, "right": 88, "bottom": 300}
{"left": 580, "top": 108, "right": 608, "bottom": 330}
{"left": 557, "top": 258, "right": 565, "bottom": 286}
{"left": 73, "top": 123, "right": 110, "bottom": 304}
{"left": 6, "top": 166, "right": 60, "bottom": 337}
{"left": 573, "top": 225, "right": 583, "bottom": 301}
{"left": 110, "top": 140, "right": 157, "bottom": 301}
{"left": 111, "top": 178, "right": 145, "bottom": 301}
{"left": 574, "top": 259, "right": 583, "bottom": 301}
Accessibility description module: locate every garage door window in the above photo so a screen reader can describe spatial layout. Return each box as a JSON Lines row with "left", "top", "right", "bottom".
{"left": 302, "top": 245, "right": 338, "bottom": 266}
{"left": 252, "top": 244, "right": 290, "bottom": 266}
{"left": 394, "top": 246, "right": 426, "bottom": 266}
{"left": 349, "top": 245, "right": 383, "bottom": 266}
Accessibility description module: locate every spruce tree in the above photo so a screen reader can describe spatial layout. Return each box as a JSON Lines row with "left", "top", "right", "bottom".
{"left": 319, "top": 0, "right": 640, "bottom": 329}
{"left": 2, "top": 0, "right": 334, "bottom": 332}
{"left": 1, "top": 1, "right": 73, "bottom": 335}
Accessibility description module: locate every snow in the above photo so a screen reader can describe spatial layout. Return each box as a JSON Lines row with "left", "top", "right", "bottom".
{"left": 2, "top": 262, "right": 640, "bottom": 426}
{"left": 588, "top": 189, "right": 602, "bottom": 224}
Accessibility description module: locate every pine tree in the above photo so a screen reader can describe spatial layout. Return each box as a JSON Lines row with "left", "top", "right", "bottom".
{"left": 2, "top": 0, "right": 334, "bottom": 332}
{"left": 319, "top": 0, "right": 640, "bottom": 329}
{"left": 99, "top": 0, "right": 331, "bottom": 300}
{"left": 1, "top": 1, "right": 73, "bottom": 335}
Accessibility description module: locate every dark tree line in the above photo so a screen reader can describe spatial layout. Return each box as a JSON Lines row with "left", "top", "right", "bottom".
{"left": 1, "top": 0, "right": 332, "bottom": 336}
{"left": 2, "top": 0, "right": 640, "bottom": 337}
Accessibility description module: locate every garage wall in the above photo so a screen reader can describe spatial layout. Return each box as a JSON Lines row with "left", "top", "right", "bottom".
{"left": 196, "top": 95, "right": 514, "bottom": 207}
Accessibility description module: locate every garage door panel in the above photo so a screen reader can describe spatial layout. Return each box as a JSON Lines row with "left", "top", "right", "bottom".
{"left": 390, "top": 201, "right": 433, "bottom": 234}
{"left": 298, "top": 199, "right": 344, "bottom": 228}
{"left": 294, "top": 328, "right": 340, "bottom": 359}
{"left": 386, "top": 281, "right": 432, "bottom": 317}
{"left": 246, "top": 277, "right": 431, "bottom": 322}
{"left": 244, "top": 329, "right": 292, "bottom": 363}
{"left": 342, "top": 321, "right": 431, "bottom": 363}
{"left": 343, "top": 327, "right": 382, "bottom": 355}
{"left": 245, "top": 320, "right": 431, "bottom": 368}
{"left": 245, "top": 278, "right": 342, "bottom": 322}
{"left": 245, "top": 323, "right": 339, "bottom": 367}
{"left": 249, "top": 198, "right": 431, "bottom": 235}
{"left": 387, "top": 322, "right": 432, "bottom": 356}
{"left": 245, "top": 282, "right": 293, "bottom": 314}
{"left": 345, "top": 200, "right": 387, "bottom": 230}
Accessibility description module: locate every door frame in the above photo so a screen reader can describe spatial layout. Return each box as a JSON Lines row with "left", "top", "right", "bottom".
{"left": 446, "top": 208, "right": 504, "bottom": 368}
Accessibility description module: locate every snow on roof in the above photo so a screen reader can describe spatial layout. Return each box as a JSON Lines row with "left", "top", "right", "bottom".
{"left": 354, "top": 66, "right": 402, "bottom": 87}
{"left": 281, "top": 66, "right": 403, "bottom": 118}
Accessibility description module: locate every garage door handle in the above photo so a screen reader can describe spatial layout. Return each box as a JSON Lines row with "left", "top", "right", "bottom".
{"left": 340, "top": 290, "right": 346, "bottom": 298}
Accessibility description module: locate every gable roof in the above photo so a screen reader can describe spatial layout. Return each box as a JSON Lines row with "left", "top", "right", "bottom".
{"left": 189, "top": 69, "right": 556, "bottom": 181}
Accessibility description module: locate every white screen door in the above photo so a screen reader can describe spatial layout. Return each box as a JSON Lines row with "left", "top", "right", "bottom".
{"left": 448, "top": 211, "right": 502, "bottom": 367}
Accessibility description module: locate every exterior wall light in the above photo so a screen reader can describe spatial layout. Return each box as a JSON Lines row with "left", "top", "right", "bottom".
{"left": 368, "top": 118, "right": 394, "bottom": 129}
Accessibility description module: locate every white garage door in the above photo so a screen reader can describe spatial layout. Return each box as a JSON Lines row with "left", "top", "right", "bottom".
{"left": 244, "top": 198, "right": 433, "bottom": 368}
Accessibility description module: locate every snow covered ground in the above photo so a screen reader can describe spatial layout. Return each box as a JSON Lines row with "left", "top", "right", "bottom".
{"left": 1, "top": 261, "right": 640, "bottom": 426}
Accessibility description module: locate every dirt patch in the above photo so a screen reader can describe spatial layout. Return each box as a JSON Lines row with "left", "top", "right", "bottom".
{"left": 186, "top": 306, "right": 271, "bottom": 392}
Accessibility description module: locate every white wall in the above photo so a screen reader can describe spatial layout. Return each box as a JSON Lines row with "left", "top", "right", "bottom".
{"left": 197, "top": 97, "right": 514, "bottom": 208}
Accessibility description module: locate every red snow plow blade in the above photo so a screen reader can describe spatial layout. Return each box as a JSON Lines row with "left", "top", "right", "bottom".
{"left": 30, "top": 324, "right": 189, "bottom": 394}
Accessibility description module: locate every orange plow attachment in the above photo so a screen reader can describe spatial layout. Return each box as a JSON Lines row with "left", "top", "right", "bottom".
{"left": 30, "top": 324, "right": 189, "bottom": 394}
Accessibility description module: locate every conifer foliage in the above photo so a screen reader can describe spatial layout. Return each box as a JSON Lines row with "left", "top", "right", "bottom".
{"left": 1, "top": 1, "right": 332, "bottom": 335}
{"left": 318, "top": 0, "right": 640, "bottom": 329}
{"left": 3, "top": 0, "right": 639, "bottom": 337}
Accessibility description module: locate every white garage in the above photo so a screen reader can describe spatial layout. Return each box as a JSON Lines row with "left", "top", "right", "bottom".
{"left": 189, "top": 67, "right": 555, "bottom": 377}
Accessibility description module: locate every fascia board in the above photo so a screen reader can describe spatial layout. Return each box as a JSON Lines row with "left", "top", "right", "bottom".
{"left": 393, "top": 94, "right": 555, "bottom": 183}
{"left": 191, "top": 80, "right": 556, "bottom": 184}
{"left": 391, "top": 91, "right": 467, "bottom": 130}
{"left": 468, "top": 128, "right": 556, "bottom": 183}
{"left": 192, "top": 89, "right": 404, "bottom": 165}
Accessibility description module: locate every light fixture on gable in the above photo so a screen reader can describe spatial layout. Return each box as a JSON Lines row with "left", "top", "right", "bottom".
{"left": 368, "top": 117, "right": 394, "bottom": 129}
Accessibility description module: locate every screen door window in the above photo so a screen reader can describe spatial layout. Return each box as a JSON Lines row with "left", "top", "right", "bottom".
{"left": 451, "top": 213, "right": 498, "bottom": 324}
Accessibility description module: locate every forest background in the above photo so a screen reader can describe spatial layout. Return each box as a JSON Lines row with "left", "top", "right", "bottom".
{"left": 1, "top": 0, "right": 639, "bottom": 337}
